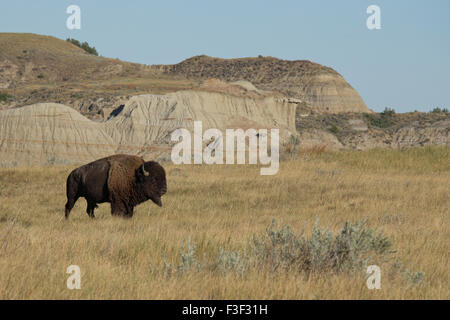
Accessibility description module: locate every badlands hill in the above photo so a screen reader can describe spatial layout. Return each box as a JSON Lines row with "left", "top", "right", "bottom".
{"left": 0, "top": 82, "right": 297, "bottom": 166}
{"left": 154, "top": 55, "right": 370, "bottom": 113}
{"left": 0, "top": 33, "right": 369, "bottom": 116}
{"left": 1, "top": 86, "right": 447, "bottom": 167}
{"left": 0, "top": 33, "right": 447, "bottom": 166}
{"left": 0, "top": 103, "right": 116, "bottom": 167}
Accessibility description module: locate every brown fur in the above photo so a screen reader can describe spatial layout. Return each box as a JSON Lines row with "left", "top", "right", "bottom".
{"left": 107, "top": 155, "right": 144, "bottom": 215}
{"left": 65, "top": 154, "right": 167, "bottom": 219}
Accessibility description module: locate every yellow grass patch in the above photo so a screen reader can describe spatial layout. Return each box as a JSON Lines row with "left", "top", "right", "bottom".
{"left": 0, "top": 147, "right": 448, "bottom": 299}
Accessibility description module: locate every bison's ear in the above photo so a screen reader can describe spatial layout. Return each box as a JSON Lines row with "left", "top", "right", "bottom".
{"left": 135, "top": 164, "right": 149, "bottom": 182}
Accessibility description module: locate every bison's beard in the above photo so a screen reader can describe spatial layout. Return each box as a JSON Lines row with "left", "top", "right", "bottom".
{"left": 151, "top": 196, "right": 162, "bottom": 207}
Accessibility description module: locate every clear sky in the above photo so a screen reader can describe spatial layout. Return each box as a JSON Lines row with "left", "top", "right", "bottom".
{"left": 1, "top": 0, "right": 449, "bottom": 112}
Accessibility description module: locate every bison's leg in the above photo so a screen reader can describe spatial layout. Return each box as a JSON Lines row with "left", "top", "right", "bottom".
{"left": 125, "top": 205, "right": 134, "bottom": 218}
{"left": 65, "top": 186, "right": 79, "bottom": 219}
{"left": 110, "top": 199, "right": 127, "bottom": 217}
{"left": 86, "top": 201, "right": 97, "bottom": 219}
{"left": 65, "top": 196, "right": 78, "bottom": 219}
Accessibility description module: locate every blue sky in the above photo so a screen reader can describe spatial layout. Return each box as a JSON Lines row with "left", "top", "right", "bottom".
{"left": 1, "top": 0, "right": 449, "bottom": 112}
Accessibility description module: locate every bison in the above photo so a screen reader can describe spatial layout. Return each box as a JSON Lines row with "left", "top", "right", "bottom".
{"left": 64, "top": 154, "right": 167, "bottom": 219}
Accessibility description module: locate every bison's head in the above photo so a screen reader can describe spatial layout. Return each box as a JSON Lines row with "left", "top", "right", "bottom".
{"left": 135, "top": 161, "right": 167, "bottom": 206}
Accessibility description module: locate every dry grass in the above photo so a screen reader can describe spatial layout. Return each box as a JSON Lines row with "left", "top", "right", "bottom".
{"left": 0, "top": 147, "right": 448, "bottom": 299}
{"left": 297, "top": 144, "right": 331, "bottom": 156}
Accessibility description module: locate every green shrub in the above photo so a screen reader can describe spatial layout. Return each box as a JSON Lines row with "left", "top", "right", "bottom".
{"left": 164, "top": 219, "right": 399, "bottom": 277}
{"left": 430, "top": 107, "right": 449, "bottom": 113}
{"left": 70, "top": 93, "right": 83, "bottom": 99}
{"left": 328, "top": 125, "right": 339, "bottom": 135}
{"left": 66, "top": 38, "right": 99, "bottom": 56}
{"left": 217, "top": 248, "right": 248, "bottom": 275}
{"left": 404, "top": 269, "right": 425, "bottom": 287}
{"left": 81, "top": 41, "right": 98, "bottom": 56}
{"left": 250, "top": 219, "right": 392, "bottom": 273}
{"left": 37, "top": 74, "right": 44, "bottom": 79}
{"left": 66, "top": 38, "right": 81, "bottom": 47}
{"left": 381, "top": 107, "right": 396, "bottom": 117}
{"left": 365, "top": 108, "right": 397, "bottom": 128}
{"left": 0, "top": 92, "right": 11, "bottom": 102}
{"left": 163, "top": 238, "right": 203, "bottom": 276}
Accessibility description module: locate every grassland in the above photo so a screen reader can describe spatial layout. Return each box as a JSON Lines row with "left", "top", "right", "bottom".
{"left": 0, "top": 147, "right": 448, "bottom": 299}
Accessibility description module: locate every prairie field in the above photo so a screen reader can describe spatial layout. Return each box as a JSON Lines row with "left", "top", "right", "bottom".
{"left": 0, "top": 147, "right": 448, "bottom": 299}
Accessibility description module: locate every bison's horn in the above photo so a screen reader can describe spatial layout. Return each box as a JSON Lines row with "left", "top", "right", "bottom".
{"left": 141, "top": 164, "right": 150, "bottom": 176}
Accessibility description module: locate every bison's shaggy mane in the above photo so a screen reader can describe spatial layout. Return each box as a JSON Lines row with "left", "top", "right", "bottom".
{"left": 107, "top": 155, "right": 146, "bottom": 208}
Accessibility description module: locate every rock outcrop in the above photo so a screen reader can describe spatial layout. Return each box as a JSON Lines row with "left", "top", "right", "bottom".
{"left": 105, "top": 87, "right": 297, "bottom": 159}
{"left": 0, "top": 103, "right": 117, "bottom": 167}
{"left": 339, "top": 120, "right": 450, "bottom": 150}
{"left": 295, "top": 112, "right": 450, "bottom": 151}
{"left": 0, "top": 86, "right": 298, "bottom": 166}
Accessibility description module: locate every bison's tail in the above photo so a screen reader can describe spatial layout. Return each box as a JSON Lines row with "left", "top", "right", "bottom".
{"left": 65, "top": 170, "right": 80, "bottom": 219}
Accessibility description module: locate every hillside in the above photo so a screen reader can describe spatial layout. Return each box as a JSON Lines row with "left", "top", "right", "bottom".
{"left": 0, "top": 33, "right": 369, "bottom": 116}
{"left": 0, "top": 33, "right": 198, "bottom": 118}
{"left": 153, "top": 55, "right": 370, "bottom": 113}
{"left": 294, "top": 110, "right": 449, "bottom": 150}
{"left": 0, "top": 33, "right": 147, "bottom": 86}
{"left": 0, "top": 33, "right": 447, "bottom": 162}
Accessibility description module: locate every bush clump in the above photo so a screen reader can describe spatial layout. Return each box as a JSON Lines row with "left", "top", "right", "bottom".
{"left": 328, "top": 125, "right": 339, "bottom": 135}
{"left": 164, "top": 219, "right": 397, "bottom": 277}
{"left": 0, "top": 92, "right": 11, "bottom": 102}
{"left": 430, "top": 107, "right": 449, "bottom": 113}
{"left": 163, "top": 238, "right": 204, "bottom": 276}
{"left": 250, "top": 219, "right": 392, "bottom": 274}
{"left": 381, "top": 107, "right": 396, "bottom": 117}
{"left": 365, "top": 107, "right": 397, "bottom": 128}
{"left": 66, "top": 38, "right": 99, "bottom": 56}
